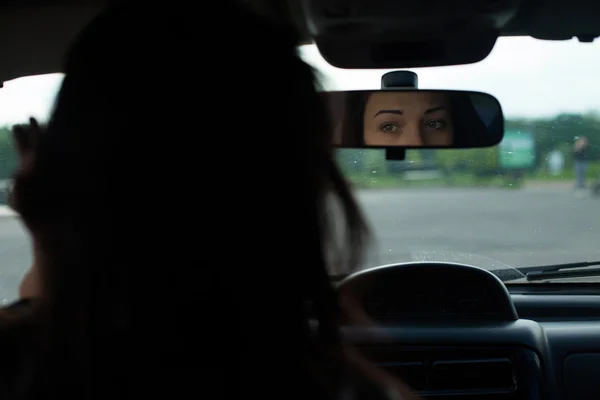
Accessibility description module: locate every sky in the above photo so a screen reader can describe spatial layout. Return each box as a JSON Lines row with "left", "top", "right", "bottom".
{"left": 0, "top": 36, "right": 599, "bottom": 126}
{"left": 0, "top": 73, "right": 63, "bottom": 127}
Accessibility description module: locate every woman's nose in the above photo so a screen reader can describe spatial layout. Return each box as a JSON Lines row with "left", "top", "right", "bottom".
{"left": 402, "top": 124, "right": 424, "bottom": 146}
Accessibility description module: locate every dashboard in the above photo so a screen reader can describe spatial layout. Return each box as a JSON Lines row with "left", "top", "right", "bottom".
{"left": 327, "top": 262, "right": 600, "bottom": 400}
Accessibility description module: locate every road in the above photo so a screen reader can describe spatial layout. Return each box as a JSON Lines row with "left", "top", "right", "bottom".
{"left": 0, "top": 186, "right": 599, "bottom": 302}
{"left": 353, "top": 187, "right": 600, "bottom": 275}
{"left": 0, "top": 216, "right": 30, "bottom": 303}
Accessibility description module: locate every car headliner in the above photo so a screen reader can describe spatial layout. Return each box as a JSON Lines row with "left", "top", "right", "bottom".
{"left": 0, "top": 0, "right": 598, "bottom": 82}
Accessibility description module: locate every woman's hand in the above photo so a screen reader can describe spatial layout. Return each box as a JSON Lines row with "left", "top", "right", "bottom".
{"left": 10, "top": 117, "right": 43, "bottom": 214}
{"left": 12, "top": 117, "right": 42, "bottom": 167}
{"left": 339, "top": 293, "right": 378, "bottom": 327}
{"left": 12, "top": 118, "right": 44, "bottom": 299}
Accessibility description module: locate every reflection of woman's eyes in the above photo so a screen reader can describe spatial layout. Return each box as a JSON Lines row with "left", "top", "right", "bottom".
{"left": 378, "top": 123, "right": 398, "bottom": 133}
{"left": 377, "top": 119, "right": 447, "bottom": 133}
{"left": 425, "top": 119, "right": 447, "bottom": 129}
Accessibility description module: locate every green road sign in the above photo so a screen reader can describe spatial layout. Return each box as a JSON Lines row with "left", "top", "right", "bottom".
{"left": 499, "top": 130, "right": 536, "bottom": 168}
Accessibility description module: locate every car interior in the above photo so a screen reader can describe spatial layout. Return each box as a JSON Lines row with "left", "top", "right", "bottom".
{"left": 1, "top": 0, "right": 600, "bottom": 399}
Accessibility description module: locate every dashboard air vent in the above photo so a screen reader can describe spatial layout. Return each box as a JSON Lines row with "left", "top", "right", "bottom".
{"left": 370, "top": 348, "right": 519, "bottom": 398}
{"left": 430, "top": 357, "right": 515, "bottom": 391}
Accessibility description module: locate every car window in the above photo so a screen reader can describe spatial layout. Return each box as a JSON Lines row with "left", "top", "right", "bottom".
{"left": 0, "top": 73, "right": 63, "bottom": 303}
{"left": 301, "top": 37, "right": 600, "bottom": 280}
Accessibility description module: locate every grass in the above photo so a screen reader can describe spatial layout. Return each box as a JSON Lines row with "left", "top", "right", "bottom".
{"left": 345, "top": 161, "right": 600, "bottom": 190}
{"left": 346, "top": 174, "right": 524, "bottom": 190}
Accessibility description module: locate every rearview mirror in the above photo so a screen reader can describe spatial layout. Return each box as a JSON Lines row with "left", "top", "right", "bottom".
{"left": 324, "top": 90, "right": 504, "bottom": 149}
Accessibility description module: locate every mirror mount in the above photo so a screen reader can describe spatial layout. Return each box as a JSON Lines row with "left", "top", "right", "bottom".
{"left": 382, "top": 71, "right": 418, "bottom": 160}
{"left": 385, "top": 148, "right": 406, "bottom": 161}
{"left": 381, "top": 70, "right": 418, "bottom": 90}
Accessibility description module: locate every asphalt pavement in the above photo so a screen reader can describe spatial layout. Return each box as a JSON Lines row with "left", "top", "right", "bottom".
{"left": 0, "top": 185, "right": 599, "bottom": 302}
{"left": 0, "top": 214, "right": 30, "bottom": 304}
{"left": 353, "top": 186, "right": 600, "bottom": 276}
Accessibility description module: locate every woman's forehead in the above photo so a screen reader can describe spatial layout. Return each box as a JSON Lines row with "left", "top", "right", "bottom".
{"left": 365, "top": 91, "right": 447, "bottom": 110}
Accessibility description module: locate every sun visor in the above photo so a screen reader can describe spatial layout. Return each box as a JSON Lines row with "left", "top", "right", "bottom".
{"left": 301, "top": 0, "right": 523, "bottom": 68}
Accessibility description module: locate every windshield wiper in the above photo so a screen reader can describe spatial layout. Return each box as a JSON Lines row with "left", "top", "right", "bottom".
{"left": 518, "top": 261, "right": 600, "bottom": 281}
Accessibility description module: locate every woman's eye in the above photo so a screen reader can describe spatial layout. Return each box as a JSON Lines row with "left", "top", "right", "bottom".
{"left": 426, "top": 119, "right": 446, "bottom": 129}
{"left": 379, "top": 123, "right": 398, "bottom": 133}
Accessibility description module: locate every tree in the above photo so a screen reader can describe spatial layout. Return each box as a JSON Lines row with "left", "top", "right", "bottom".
{"left": 0, "top": 127, "right": 17, "bottom": 180}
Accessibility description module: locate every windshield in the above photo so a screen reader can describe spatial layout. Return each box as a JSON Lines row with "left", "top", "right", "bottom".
{"left": 0, "top": 38, "right": 599, "bottom": 302}
{"left": 301, "top": 37, "right": 600, "bottom": 281}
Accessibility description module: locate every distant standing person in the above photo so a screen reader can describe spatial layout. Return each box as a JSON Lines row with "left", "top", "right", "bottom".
{"left": 574, "top": 136, "right": 589, "bottom": 191}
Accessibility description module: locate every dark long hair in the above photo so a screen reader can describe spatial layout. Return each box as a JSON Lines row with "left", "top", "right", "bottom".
{"left": 337, "top": 90, "right": 490, "bottom": 147}
{"left": 4, "top": 1, "right": 391, "bottom": 400}
{"left": 446, "top": 92, "right": 494, "bottom": 147}
{"left": 338, "top": 91, "right": 370, "bottom": 147}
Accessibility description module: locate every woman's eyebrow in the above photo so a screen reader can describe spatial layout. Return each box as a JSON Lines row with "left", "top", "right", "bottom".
{"left": 373, "top": 109, "right": 402, "bottom": 118}
{"left": 424, "top": 106, "right": 445, "bottom": 114}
